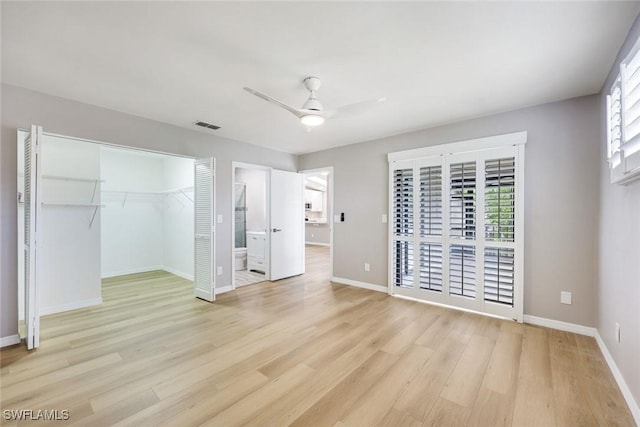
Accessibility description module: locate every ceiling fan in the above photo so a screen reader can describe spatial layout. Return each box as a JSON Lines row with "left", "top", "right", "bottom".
{"left": 243, "top": 77, "right": 385, "bottom": 128}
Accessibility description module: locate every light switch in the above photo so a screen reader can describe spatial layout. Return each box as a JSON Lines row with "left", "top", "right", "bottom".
{"left": 217, "top": 214, "right": 223, "bottom": 224}
{"left": 381, "top": 214, "right": 388, "bottom": 223}
{"left": 334, "top": 214, "right": 340, "bottom": 222}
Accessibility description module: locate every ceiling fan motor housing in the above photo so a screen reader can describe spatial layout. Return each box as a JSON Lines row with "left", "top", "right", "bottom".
{"left": 303, "top": 97, "right": 323, "bottom": 111}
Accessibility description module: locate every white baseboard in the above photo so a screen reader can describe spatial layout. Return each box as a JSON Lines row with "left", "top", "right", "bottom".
{"left": 40, "top": 298, "right": 103, "bottom": 316}
{"left": 305, "top": 242, "right": 330, "bottom": 247}
{"left": 162, "top": 266, "right": 194, "bottom": 281}
{"left": 331, "top": 276, "right": 386, "bottom": 293}
{"left": 523, "top": 314, "right": 596, "bottom": 337}
{"left": 0, "top": 334, "right": 21, "bottom": 348}
{"left": 101, "top": 265, "right": 163, "bottom": 279}
{"left": 595, "top": 330, "right": 640, "bottom": 425}
{"left": 216, "top": 285, "right": 233, "bottom": 295}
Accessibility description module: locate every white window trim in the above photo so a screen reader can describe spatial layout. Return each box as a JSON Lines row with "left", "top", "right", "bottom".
{"left": 387, "top": 131, "right": 527, "bottom": 162}
{"left": 387, "top": 131, "right": 526, "bottom": 322}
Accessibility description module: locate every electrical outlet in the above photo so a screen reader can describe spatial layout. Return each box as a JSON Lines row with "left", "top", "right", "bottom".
{"left": 364, "top": 263, "right": 370, "bottom": 272}
{"left": 560, "top": 291, "right": 572, "bottom": 305}
{"left": 615, "top": 322, "right": 621, "bottom": 343}
{"left": 311, "top": 233, "right": 314, "bottom": 238}
{"left": 217, "top": 266, "right": 222, "bottom": 276}
{"left": 217, "top": 214, "right": 223, "bottom": 224}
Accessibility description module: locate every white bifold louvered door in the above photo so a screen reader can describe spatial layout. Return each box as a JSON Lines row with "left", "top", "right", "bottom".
{"left": 390, "top": 144, "right": 524, "bottom": 321}
{"left": 194, "top": 158, "right": 215, "bottom": 302}
{"left": 24, "top": 125, "right": 43, "bottom": 349}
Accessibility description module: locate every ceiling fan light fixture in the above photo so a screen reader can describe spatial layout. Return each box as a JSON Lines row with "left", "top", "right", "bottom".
{"left": 300, "top": 114, "right": 325, "bottom": 127}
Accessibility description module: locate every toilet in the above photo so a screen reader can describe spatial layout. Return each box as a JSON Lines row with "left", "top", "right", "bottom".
{"left": 234, "top": 247, "right": 247, "bottom": 270}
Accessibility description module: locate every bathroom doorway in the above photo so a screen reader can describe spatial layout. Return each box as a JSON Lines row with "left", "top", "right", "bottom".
{"left": 233, "top": 163, "right": 268, "bottom": 287}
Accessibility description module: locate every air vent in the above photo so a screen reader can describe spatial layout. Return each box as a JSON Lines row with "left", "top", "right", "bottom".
{"left": 194, "top": 121, "right": 221, "bottom": 130}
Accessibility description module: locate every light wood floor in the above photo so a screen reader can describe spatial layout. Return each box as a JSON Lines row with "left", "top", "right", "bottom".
{"left": 1, "top": 246, "right": 634, "bottom": 426}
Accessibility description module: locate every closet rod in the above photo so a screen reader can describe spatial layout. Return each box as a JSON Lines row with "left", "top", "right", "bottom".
{"left": 42, "top": 174, "right": 105, "bottom": 184}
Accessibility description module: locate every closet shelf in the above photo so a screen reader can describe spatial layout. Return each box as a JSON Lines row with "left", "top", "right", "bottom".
{"left": 41, "top": 203, "right": 105, "bottom": 207}
{"left": 42, "top": 175, "right": 105, "bottom": 184}
{"left": 41, "top": 203, "right": 105, "bottom": 229}
{"left": 102, "top": 186, "right": 194, "bottom": 206}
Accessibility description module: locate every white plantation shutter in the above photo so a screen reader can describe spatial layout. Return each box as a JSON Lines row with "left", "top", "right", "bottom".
{"left": 608, "top": 36, "right": 640, "bottom": 184}
{"left": 389, "top": 134, "right": 524, "bottom": 321}
{"left": 419, "top": 243, "right": 442, "bottom": 292}
{"left": 392, "top": 161, "right": 414, "bottom": 288}
{"left": 485, "top": 157, "right": 515, "bottom": 242}
{"left": 419, "top": 166, "right": 442, "bottom": 236}
{"left": 449, "top": 244, "right": 476, "bottom": 297}
{"left": 484, "top": 247, "right": 514, "bottom": 305}
{"left": 607, "top": 78, "right": 623, "bottom": 164}
{"left": 393, "top": 241, "right": 414, "bottom": 288}
{"left": 449, "top": 161, "right": 476, "bottom": 240}
{"left": 194, "top": 158, "right": 215, "bottom": 302}
{"left": 393, "top": 167, "right": 413, "bottom": 237}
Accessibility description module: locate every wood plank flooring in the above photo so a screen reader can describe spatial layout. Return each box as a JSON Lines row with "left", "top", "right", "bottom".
{"left": 1, "top": 246, "right": 634, "bottom": 426}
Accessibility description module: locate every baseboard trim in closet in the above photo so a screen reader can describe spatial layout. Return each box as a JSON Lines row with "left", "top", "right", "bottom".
{"left": 40, "top": 297, "right": 103, "bottom": 316}
{"left": 161, "top": 266, "right": 194, "bottom": 281}
{"left": 102, "top": 266, "right": 163, "bottom": 279}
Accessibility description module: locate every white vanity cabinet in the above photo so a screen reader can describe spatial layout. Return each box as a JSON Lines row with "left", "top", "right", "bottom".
{"left": 247, "top": 231, "right": 266, "bottom": 273}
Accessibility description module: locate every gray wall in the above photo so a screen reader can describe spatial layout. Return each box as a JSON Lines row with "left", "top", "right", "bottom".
{"left": 0, "top": 83, "right": 297, "bottom": 339}
{"left": 598, "top": 13, "right": 640, "bottom": 412}
{"left": 300, "top": 95, "right": 600, "bottom": 327}
{"left": 305, "top": 223, "right": 330, "bottom": 245}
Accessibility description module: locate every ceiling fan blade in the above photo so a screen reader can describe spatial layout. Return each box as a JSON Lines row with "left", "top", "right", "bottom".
{"left": 327, "top": 97, "right": 386, "bottom": 118}
{"left": 243, "top": 87, "right": 304, "bottom": 118}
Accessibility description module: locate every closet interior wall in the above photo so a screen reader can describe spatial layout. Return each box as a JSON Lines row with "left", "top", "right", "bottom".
{"left": 101, "top": 147, "right": 195, "bottom": 281}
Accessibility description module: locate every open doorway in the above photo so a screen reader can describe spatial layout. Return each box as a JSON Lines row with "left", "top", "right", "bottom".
{"left": 301, "top": 167, "right": 334, "bottom": 280}
{"left": 232, "top": 163, "right": 268, "bottom": 287}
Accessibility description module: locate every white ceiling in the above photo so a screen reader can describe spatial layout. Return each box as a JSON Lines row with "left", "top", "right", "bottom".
{"left": 2, "top": 2, "right": 639, "bottom": 154}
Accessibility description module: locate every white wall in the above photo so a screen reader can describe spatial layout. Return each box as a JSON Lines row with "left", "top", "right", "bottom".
{"left": 598, "top": 12, "right": 640, "bottom": 417}
{"left": 163, "top": 155, "right": 195, "bottom": 279}
{"left": 101, "top": 147, "right": 165, "bottom": 277}
{"left": 235, "top": 168, "right": 266, "bottom": 232}
{"left": 39, "top": 135, "right": 102, "bottom": 314}
{"left": 101, "top": 147, "right": 195, "bottom": 280}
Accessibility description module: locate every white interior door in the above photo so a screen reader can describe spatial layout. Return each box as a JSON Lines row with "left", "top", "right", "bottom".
{"left": 194, "top": 158, "right": 215, "bottom": 301}
{"left": 24, "top": 125, "right": 42, "bottom": 349}
{"left": 270, "top": 169, "right": 304, "bottom": 281}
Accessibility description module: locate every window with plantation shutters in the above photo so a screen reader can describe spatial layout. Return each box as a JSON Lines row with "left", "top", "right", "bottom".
{"left": 389, "top": 132, "right": 525, "bottom": 322}
{"left": 607, "top": 35, "right": 640, "bottom": 184}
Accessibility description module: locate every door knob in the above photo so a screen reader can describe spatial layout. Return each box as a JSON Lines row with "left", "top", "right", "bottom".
{"left": 272, "top": 228, "right": 282, "bottom": 232}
